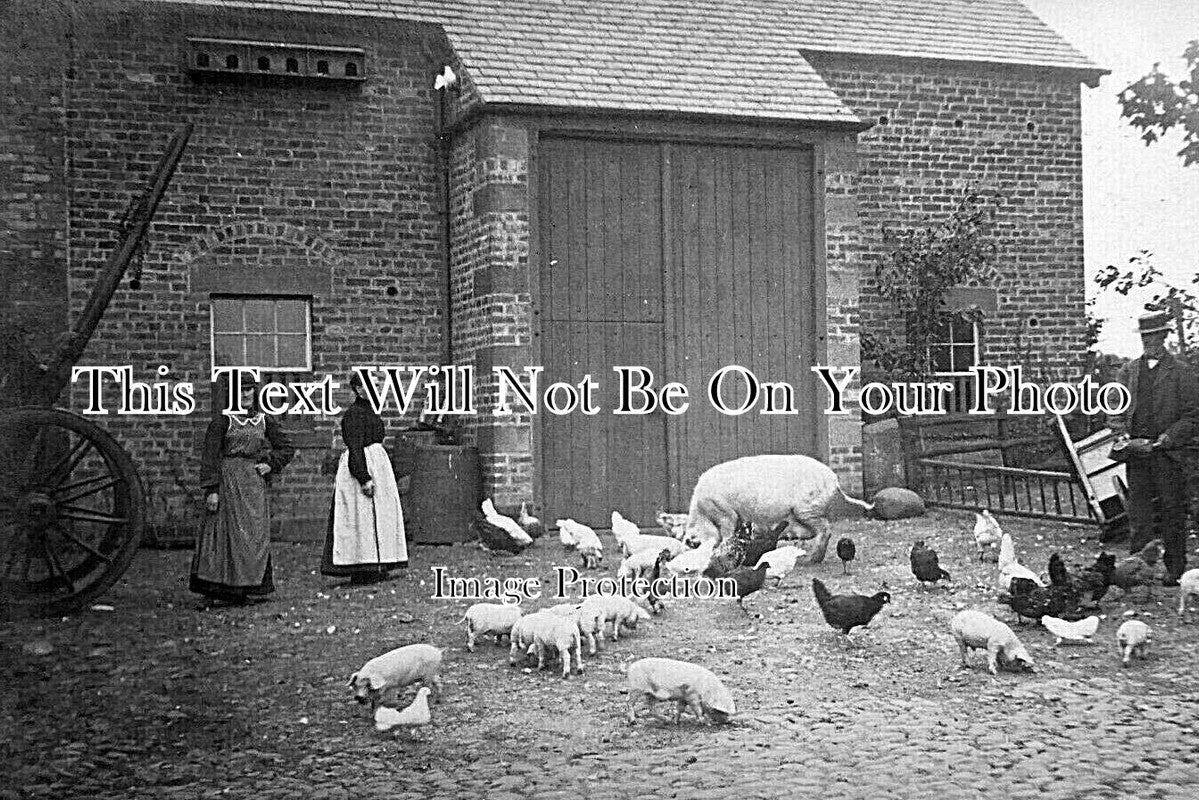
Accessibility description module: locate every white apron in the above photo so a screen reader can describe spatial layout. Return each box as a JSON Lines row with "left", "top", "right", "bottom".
{"left": 331, "top": 442, "right": 407, "bottom": 566}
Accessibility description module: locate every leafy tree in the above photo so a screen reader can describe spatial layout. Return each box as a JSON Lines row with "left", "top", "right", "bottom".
{"left": 861, "top": 189, "right": 1000, "bottom": 380}
{"left": 1094, "top": 249, "right": 1197, "bottom": 366}
{"left": 1118, "top": 40, "right": 1199, "bottom": 166}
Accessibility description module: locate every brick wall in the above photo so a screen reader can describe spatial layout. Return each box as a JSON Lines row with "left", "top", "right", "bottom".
{"left": 0, "top": 0, "right": 71, "bottom": 363}
{"left": 807, "top": 54, "right": 1089, "bottom": 395}
{"left": 61, "top": 0, "right": 452, "bottom": 530}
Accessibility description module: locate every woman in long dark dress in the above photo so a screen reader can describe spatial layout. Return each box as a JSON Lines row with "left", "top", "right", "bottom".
{"left": 321, "top": 373, "right": 408, "bottom": 584}
{"left": 191, "top": 380, "right": 295, "bottom": 603}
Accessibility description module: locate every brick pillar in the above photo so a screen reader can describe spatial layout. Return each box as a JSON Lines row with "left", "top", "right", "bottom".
{"left": 823, "top": 136, "right": 865, "bottom": 494}
{"left": 449, "top": 117, "right": 533, "bottom": 511}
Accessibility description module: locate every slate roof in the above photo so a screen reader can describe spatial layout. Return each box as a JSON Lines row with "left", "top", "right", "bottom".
{"left": 141, "top": 0, "right": 1106, "bottom": 125}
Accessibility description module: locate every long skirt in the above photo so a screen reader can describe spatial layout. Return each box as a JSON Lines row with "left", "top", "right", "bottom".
{"left": 190, "top": 458, "right": 274, "bottom": 602}
{"left": 320, "top": 443, "right": 408, "bottom": 578}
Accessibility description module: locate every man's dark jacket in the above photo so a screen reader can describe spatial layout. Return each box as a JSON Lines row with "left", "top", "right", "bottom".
{"left": 1108, "top": 353, "right": 1199, "bottom": 458}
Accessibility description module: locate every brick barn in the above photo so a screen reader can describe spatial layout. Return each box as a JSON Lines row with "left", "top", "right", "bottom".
{"left": 0, "top": 0, "right": 1105, "bottom": 534}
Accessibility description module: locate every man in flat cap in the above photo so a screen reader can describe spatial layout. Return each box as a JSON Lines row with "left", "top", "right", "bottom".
{"left": 1108, "top": 310, "right": 1199, "bottom": 586}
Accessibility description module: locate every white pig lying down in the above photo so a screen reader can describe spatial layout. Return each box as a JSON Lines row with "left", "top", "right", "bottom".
{"left": 625, "top": 658, "right": 736, "bottom": 725}
{"left": 684, "top": 454, "right": 872, "bottom": 563}
{"left": 349, "top": 644, "right": 444, "bottom": 711}
{"left": 457, "top": 603, "right": 523, "bottom": 652}
{"left": 950, "top": 610, "right": 1035, "bottom": 676}
{"left": 509, "top": 610, "right": 584, "bottom": 677}
{"left": 579, "top": 595, "right": 652, "bottom": 642}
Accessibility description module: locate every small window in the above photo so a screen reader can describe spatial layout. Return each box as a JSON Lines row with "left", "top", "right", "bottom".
{"left": 345, "top": 61, "right": 358, "bottom": 77}
{"left": 225, "top": 54, "right": 240, "bottom": 70}
{"left": 211, "top": 296, "right": 311, "bottom": 371}
{"left": 316, "top": 59, "right": 329, "bottom": 74}
{"left": 285, "top": 57, "right": 299, "bottom": 73}
{"left": 257, "top": 56, "right": 271, "bottom": 71}
{"left": 196, "top": 52, "right": 210, "bottom": 68}
{"left": 924, "top": 313, "right": 980, "bottom": 375}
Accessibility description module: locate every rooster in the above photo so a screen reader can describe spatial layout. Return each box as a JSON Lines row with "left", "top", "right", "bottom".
{"left": 909, "top": 540, "right": 951, "bottom": 589}
{"left": 811, "top": 578, "right": 890, "bottom": 644}
{"left": 972, "top": 510, "right": 1002, "bottom": 562}
{"left": 703, "top": 517, "right": 755, "bottom": 579}
{"left": 644, "top": 548, "right": 674, "bottom": 614}
{"left": 1112, "top": 540, "right": 1166, "bottom": 601}
{"left": 518, "top": 502, "right": 545, "bottom": 540}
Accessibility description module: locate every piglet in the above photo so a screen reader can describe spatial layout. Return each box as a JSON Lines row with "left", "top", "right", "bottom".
{"left": 625, "top": 657, "right": 736, "bottom": 725}
{"left": 579, "top": 596, "right": 651, "bottom": 641}
{"left": 349, "top": 643, "right": 444, "bottom": 711}
{"left": 950, "top": 609, "right": 1035, "bottom": 675}
{"left": 1116, "top": 619, "right": 1151, "bottom": 667}
{"left": 458, "top": 603, "right": 522, "bottom": 652}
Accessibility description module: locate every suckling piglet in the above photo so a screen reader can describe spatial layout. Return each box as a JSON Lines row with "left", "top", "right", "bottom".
{"left": 458, "top": 603, "right": 522, "bottom": 652}
{"left": 579, "top": 595, "right": 651, "bottom": 641}
{"left": 625, "top": 657, "right": 736, "bottom": 725}
{"left": 349, "top": 644, "right": 444, "bottom": 711}
{"left": 950, "top": 610, "right": 1035, "bottom": 675}
{"left": 1116, "top": 619, "right": 1151, "bottom": 667}
{"left": 548, "top": 603, "right": 603, "bottom": 654}
{"left": 528, "top": 612, "right": 585, "bottom": 677}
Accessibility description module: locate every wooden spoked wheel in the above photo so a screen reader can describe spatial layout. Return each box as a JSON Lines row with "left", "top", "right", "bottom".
{"left": 0, "top": 407, "right": 144, "bottom": 617}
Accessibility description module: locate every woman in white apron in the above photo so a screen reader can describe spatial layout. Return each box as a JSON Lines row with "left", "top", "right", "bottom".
{"left": 321, "top": 373, "right": 408, "bottom": 584}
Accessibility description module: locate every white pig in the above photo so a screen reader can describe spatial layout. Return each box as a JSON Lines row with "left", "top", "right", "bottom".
{"left": 548, "top": 603, "right": 603, "bottom": 655}
{"left": 1116, "top": 619, "right": 1151, "bottom": 667}
{"left": 950, "top": 610, "right": 1035, "bottom": 675}
{"left": 348, "top": 644, "right": 444, "bottom": 711}
{"left": 458, "top": 603, "right": 523, "bottom": 652}
{"left": 684, "top": 454, "right": 872, "bottom": 562}
{"left": 625, "top": 657, "right": 736, "bottom": 725}
{"left": 528, "top": 612, "right": 584, "bottom": 677}
{"left": 579, "top": 595, "right": 651, "bottom": 641}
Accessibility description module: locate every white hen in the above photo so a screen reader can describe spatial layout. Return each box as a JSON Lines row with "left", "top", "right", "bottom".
{"left": 997, "top": 532, "right": 1045, "bottom": 592}
{"left": 753, "top": 544, "right": 806, "bottom": 586}
{"left": 374, "top": 687, "right": 432, "bottom": 734}
{"left": 611, "top": 511, "right": 641, "bottom": 550}
{"left": 557, "top": 518, "right": 603, "bottom": 552}
{"left": 666, "top": 538, "right": 716, "bottom": 576}
{"left": 972, "top": 510, "right": 1002, "bottom": 561}
{"left": 481, "top": 498, "right": 532, "bottom": 546}
{"left": 1042, "top": 615, "right": 1099, "bottom": 645}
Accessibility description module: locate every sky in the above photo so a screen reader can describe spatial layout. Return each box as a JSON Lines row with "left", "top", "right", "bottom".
{"left": 1019, "top": 0, "right": 1199, "bottom": 356}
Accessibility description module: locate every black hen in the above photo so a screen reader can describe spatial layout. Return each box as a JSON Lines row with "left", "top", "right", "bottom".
{"left": 836, "top": 537, "right": 856, "bottom": 575}
{"left": 725, "top": 562, "right": 769, "bottom": 614}
{"left": 471, "top": 513, "right": 531, "bottom": 554}
{"left": 1004, "top": 554, "right": 1079, "bottom": 622}
{"left": 1068, "top": 552, "right": 1117, "bottom": 608}
{"left": 909, "top": 540, "right": 951, "bottom": 589}
{"left": 741, "top": 521, "right": 789, "bottom": 571}
{"left": 811, "top": 578, "right": 890, "bottom": 640}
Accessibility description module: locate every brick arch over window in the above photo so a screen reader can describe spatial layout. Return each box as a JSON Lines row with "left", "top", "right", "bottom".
{"left": 181, "top": 222, "right": 340, "bottom": 296}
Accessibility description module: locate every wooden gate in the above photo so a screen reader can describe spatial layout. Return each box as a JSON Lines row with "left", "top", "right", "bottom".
{"left": 537, "top": 136, "right": 820, "bottom": 527}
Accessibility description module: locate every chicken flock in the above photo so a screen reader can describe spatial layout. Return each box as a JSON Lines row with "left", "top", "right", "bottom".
{"left": 356, "top": 494, "right": 1195, "bottom": 735}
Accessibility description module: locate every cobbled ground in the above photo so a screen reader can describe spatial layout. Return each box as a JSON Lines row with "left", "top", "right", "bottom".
{"left": 3, "top": 510, "right": 1199, "bottom": 799}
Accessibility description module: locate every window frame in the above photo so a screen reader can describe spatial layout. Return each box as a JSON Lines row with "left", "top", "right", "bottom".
{"left": 209, "top": 294, "right": 314, "bottom": 373}
{"left": 924, "top": 313, "right": 983, "bottom": 378}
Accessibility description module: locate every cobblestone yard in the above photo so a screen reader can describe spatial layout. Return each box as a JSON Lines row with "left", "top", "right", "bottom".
{"left": 4, "top": 510, "right": 1199, "bottom": 800}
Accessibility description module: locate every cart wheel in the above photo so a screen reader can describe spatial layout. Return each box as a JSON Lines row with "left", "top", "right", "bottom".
{"left": 0, "top": 407, "right": 144, "bottom": 617}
